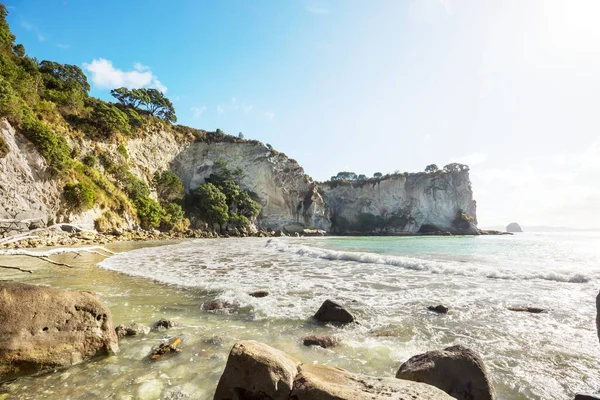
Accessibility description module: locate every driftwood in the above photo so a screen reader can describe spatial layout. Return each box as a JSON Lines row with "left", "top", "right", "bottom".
{"left": 0, "top": 246, "right": 115, "bottom": 271}
{"left": 0, "top": 265, "right": 33, "bottom": 273}
{"left": 0, "top": 223, "right": 96, "bottom": 246}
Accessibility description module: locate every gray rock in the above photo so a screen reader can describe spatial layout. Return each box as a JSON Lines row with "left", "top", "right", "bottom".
{"left": 202, "top": 300, "right": 235, "bottom": 312}
{"left": 506, "top": 222, "right": 523, "bottom": 232}
{"left": 575, "top": 395, "right": 600, "bottom": 400}
{"left": 151, "top": 319, "right": 177, "bottom": 331}
{"left": 115, "top": 323, "right": 150, "bottom": 338}
{"left": 248, "top": 290, "right": 269, "bottom": 298}
{"left": 313, "top": 299, "right": 355, "bottom": 325}
{"left": 302, "top": 335, "right": 340, "bottom": 348}
{"left": 597, "top": 290, "right": 600, "bottom": 344}
{"left": 507, "top": 306, "right": 546, "bottom": 313}
{"left": 428, "top": 305, "right": 449, "bottom": 314}
{"left": 396, "top": 344, "right": 495, "bottom": 400}
{"left": 0, "top": 282, "right": 118, "bottom": 382}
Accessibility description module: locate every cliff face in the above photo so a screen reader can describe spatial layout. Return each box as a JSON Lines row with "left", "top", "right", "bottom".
{"left": 1, "top": 119, "right": 477, "bottom": 234}
{"left": 319, "top": 172, "right": 478, "bottom": 234}
{"left": 172, "top": 142, "right": 331, "bottom": 232}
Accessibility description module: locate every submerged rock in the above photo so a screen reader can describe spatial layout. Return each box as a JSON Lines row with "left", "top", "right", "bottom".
{"left": 0, "top": 281, "right": 118, "bottom": 382}
{"left": 115, "top": 323, "right": 150, "bottom": 338}
{"left": 248, "top": 290, "right": 269, "bottom": 298}
{"left": 150, "top": 337, "right": 182, "bottom": 360}
{"left": 214, "top": 340, "right": 452, "bottom": 400}
{"left": 313, "top": 299, "right": 355, "bottom": 325}
{"left": 507, "top": 306, "right": 546, "bottom": 314}
{"left": 202, "top": 300, "right": 235, "bottom": 312}
{"left": 151, "top": 319, "right": 177, "bottom": 331}
{"left": 396, "top": 345, "right": 494, "bottom": 400}
{"left": 575, "top": 395, "right": 600, "bottom": 400}
{"left": 428, "top": 305, "right": 449, "bottom": 314}
{"left": 302, "top": 335, "right": 340, "bottom": 348}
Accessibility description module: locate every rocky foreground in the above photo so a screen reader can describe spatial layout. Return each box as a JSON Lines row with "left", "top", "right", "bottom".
{"left": 1, "top": 283, "right": 598, "bottom": 399}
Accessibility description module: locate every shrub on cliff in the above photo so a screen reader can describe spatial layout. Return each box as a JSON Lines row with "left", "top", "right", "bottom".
{"left": 153, "top": 170, "right": 184, "bottom": 203}
{"left": 425, "top": 164, "right": 439, "bottom": 173}
{"left": 63, "top": 182, "right": 96, "bottom": 211}
{"left": 0, "top": 135, "right": 8, "bottom": 158}
{"left": 22, "top": 116, "right": 72, "bottom": 175}
{"left": 134, "top": 196, "right": 163, "bottom": 229}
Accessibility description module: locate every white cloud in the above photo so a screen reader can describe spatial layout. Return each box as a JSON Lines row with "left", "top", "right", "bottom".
{"left": 306, "top": 2, "right": 329, "bottom": 14}
{"left": 36, "top": 33, "right": 46, "bottom": 42}
{"left": 265, "top": 111, "right": 275, "bottom": 121}
{"left": 191, "top": 106, "right": 206, "bottom": 118}
{"left": 56, "top": 43, "right": 70, "bottom": 49}
{"left": 472, "top": 139, "right": 600, "bottom": 228}
{"left": 451, "top": 153, "right": 488, "bottom": 167}
{"left": 217, "top": 105, "right": 225, "bottom": 114}
{"left": 82, "top": 58, "right": 167, "bottom": 93}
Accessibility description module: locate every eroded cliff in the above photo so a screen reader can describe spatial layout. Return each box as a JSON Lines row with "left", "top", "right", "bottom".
{"left": 320, "top": 172, "right": 478, "bottom": 235}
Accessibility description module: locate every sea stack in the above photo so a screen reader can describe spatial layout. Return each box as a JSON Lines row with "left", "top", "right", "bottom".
{"left": 506, "top": 222, "right": 523, "bottom": 233}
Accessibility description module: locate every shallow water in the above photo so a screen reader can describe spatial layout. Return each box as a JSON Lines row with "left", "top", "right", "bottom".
{"left": 1, "top": 234, "right": 599, "bottom": 399}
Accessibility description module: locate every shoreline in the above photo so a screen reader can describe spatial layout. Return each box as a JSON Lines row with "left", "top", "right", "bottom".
{"left": 0, "top": 226, "right": 510, "bottom": 251}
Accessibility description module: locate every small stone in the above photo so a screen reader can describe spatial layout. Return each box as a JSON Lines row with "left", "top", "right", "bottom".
{"left": 302, "top": 335, "right": 340, "bottom": 348}
{"left": 151, "top": 319, "right": 177, "bottom": 331}
{"left": 507, "top": 306, "right": 546, "bottom": 313}
{"left": 249, "top": 290, "right": 269, "bottom": 298}
{"left": 428, "top": 305, "right": 449, "bottom": 314}
{"left": 115, "top": 323, "right": 150, "bottom": 338}
{"left": 202, "top": 300, "right": 234, "bottom": 312}
{"left": 150, "top": 337, "right": 182, "bottom": 360}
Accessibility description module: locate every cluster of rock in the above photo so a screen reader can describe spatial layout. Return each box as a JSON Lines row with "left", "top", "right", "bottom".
{"left": 214, "top": 340, "right": 495, "bottom": 400}
{"left": 0, "top": 225, "right": 324, "bottom": 250}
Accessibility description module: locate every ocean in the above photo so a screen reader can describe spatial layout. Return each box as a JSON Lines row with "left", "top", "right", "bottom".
{"left": 3, "top": 233, "right": 599, "bottom": 399}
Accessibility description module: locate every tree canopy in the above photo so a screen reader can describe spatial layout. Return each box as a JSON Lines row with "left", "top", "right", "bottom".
{"left": 110, "top": 87, "right": 177, "bottom": 123}
{"left": 425, "top": 164, "right": 439, "bottom": 173}
{"left": 443, "top": 163, "right": 469, "bottom": 173}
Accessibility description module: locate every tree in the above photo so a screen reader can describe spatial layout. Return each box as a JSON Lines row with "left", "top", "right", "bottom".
{"left": 358, "top": 174, "right": 366, "bottom": 180}
{"left": 110, "top": 87, "right": 177, "bottom": 123}
{"left": 443, "top": 163, "right": 469, "bottom": 173}
{"left": 0, "top": 5, "right": 16, "bottom": 51}
{"left": 193, "top": 183, "right": 229, "bottom": 228}
{"left": 12, "top": 43, "right": 24, "bottom": 58}
{"left": 39, "top": 60, "right": 90, "bottom": 93}
{"left": 238, "top": 132, "right": 244, "bottom": 139}
{"left": 89, "top": 100, "right": 131, "bottom": 137}
{"left": 235, "top": 191, "right": 261, "bottom": 218}
{"left": 153, "top": 170, "right": 184, "bottom": 203}
{"left": 373, "top": 172, "right": 383, "bottom": 179}
{"left": 425, "top": 164, "right": 439, "bottom": 173}
{"left": 333, "top": 171, "right": 358, "bottom": 181}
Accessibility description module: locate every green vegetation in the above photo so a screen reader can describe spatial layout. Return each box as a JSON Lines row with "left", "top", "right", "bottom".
{"left": 0, "top": 134, "right": 8, "bottom": 157}
{"left": 63, "top": 182, "right": 96, "bottom": 211}
{"left": 189, "top": 160, "right": 261, "bottom": 230}
{"left": 153, "top": 170, "right": 184, "bottom": 203}
{"left": 425, "top": 164, "right": 439, "bottom": 173}
{"left": 22, "top": 116, "right": 72, "bottom": 175}
{"left": 111, "top": 87, "right": 176, "bottom": 123}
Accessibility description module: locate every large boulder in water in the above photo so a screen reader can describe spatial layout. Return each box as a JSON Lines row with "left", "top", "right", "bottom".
{"left": 214, "top": 340, "right": 453, "bottom": 400}
{"left": 0, "top": 281, "right": 118, "bottom": 382}
{"left": 214, "top": 340, "right": 300, "bottom": 400}
{"left": 396, "top": 345, "right": 495, "bottom": 400}
{"left": 313, "top": 299, "right": 355, "bottom": 325}
{"left": 506, "top": 222, "right": 523, "bottom": 232}
{"left": 596, "top": 290, "right": 600, "bottom": 344}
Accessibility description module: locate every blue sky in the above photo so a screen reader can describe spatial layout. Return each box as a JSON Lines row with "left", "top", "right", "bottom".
{"left": 4, "top": 0, "right": 600, "bottom": 228}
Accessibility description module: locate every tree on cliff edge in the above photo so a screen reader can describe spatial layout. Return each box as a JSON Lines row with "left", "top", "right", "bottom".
{"left": 110, "top": 87, "right": 177, "bottom": 123}
{"left": 425, "top": 164, "right": 439, "bottom": 173}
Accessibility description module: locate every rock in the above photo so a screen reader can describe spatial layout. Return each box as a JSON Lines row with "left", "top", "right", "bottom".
{"left": 115, "top": 323, "right": 150, "bottom": 338}
{"left": 163, "top": 388, "right": 191, "bottom": 400}
{"left": 575, "top": 395, "right": 600, "bottom": 400}
{"left": 428, "top": 305, "right": 449, "bottom": 314}
{"left": 396, "top": 344, "right": 494, "bottom": 400}
{"left": 507, "top": 306, "right": 546, "bottom": 313}
{"left": 248, "top": 290, "right": 269, "bottom": 298}
{"left": 28, "top": 219, "right": 45, "bottom": 230}
{"left": 214, "top": 340, "right": 452, "bottom": 400}
{"left": 150, "top": 337, "right": 182, "bottom": 360}
{"left": 0, "top": 282, "right": 118, "bottom": 382}
{"left": 313, "top": 299, "right": 355, "bottom": 325}
{"left": 292, "top": 363, "right": 453, "bottom": 400}
{"left": 202, "top": 300, "right": 234, "bottom": 312}
{"left": 302, "top": 335, "right": 340, "bottom": 348}
{"left": 214, "top": 340, "right": 300, "bottom": 400}
{"left": 506, "top": 222, "right": 523, "bottom": 233}
{"left": 151, "top": 318, "right": 177, "bottom": 331}
{"left": 596, "top": 290, "right": 600, "bottom": 344}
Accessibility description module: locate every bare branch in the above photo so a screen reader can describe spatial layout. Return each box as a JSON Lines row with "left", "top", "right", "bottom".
{"left": 0, "top": 246, "right": 116, "bottom": 269}
{"left": 0, "top": 265, "right": 33, "bottom": 273}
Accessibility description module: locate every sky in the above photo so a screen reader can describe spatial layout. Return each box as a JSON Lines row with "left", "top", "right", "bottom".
{"left": 4, "top": 0, "right": 600, "bottom": 229}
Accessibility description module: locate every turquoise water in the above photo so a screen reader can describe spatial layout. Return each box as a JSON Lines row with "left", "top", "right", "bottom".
{"left": 3, "top": 233, "right": 599, "bottom": 399}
